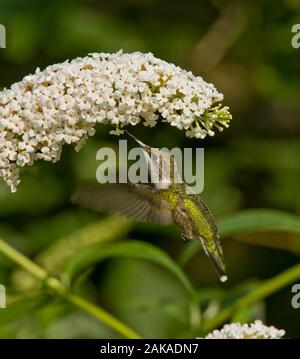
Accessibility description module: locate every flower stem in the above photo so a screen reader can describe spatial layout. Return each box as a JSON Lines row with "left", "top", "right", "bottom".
{"left": 0, "top": 238, "right": 141, "bottom": 339}
{"left": 65, "top": 293, "right": 140, "bottom": 339}
{"left": 202, "top": 263, "right": 300, "bottom": 333}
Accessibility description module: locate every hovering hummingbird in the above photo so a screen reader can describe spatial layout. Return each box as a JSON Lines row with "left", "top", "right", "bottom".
{"left": 72, "top": 131, "right": 227, "bottom": 282}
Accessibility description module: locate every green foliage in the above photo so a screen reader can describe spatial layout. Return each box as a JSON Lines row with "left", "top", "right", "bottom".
{"left": 179, "top": 209, "right": 300, "bottom": 266}
{"left": 62, "top": 240, "right": 193, "bottom": 292}
{"left": 0, "top": 0, "right": 300, "bottom": 339}
{"left": 11, "top": 215, "right": 131, "bottom": 292}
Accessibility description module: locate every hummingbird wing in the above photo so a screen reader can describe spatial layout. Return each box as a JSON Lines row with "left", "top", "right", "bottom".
{"left": 72, "top": 183, "right": 174, "bottom": 225}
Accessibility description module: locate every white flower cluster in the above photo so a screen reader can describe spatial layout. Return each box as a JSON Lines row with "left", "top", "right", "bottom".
{"left": 204, "top": 320, "right": 285, "bottom": 339}
{"left": 0, "top": 51, "right": 231, "bottom": 192}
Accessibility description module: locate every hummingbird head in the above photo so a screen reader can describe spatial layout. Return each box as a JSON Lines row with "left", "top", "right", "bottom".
{"left": 125, "top": 131, "right": 180, "bottom": 189}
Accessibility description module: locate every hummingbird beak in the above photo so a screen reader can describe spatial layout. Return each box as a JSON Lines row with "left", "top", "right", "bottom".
{"left": 125, "top": 130, "right": 152, "bottom": 155}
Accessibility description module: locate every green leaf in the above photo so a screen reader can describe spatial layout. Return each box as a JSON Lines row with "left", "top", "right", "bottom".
{"left": 0, "top": 296, "right": 47, "bottom": 327}
{"left": 178, "top": 209, "right": 300, "bottom": 266}
{"left": 36, "top": 215, "right": 131, "bottom": 273}
{"left": 219, "top": 209, "right": 300, "bottom": 237}
{"left": 201, "top": 262, "right": 300, "bottom": 333}
{"left": 62, "top": 240, "right": 194, "bottom": 294}
{"left": 11, "top": 216, "right": 131, "bottom": 292}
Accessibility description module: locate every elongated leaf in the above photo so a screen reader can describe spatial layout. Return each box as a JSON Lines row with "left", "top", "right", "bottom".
{"left": 62, "top": 240, "right": 193, "bottom": 294}
{"left": 178, "top": 209, "right": 300, "bottom": 266}
{"left": 0, "top": 296, "right": 47, "bottom": 326}
{"left": 36, "top": 215, "right": 131, "bottom": 272}
{"left": 201, "top": 262, "right": 300, "bottom": 333}
{"left": 219, "top": 209, "right": 300, "bottom": 237}
{"left": 12, "top": 215, "right": 131, "bottom": 292}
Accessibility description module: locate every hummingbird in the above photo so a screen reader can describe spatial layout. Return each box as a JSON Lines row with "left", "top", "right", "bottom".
{"left": 72, "top": 131, "right": 227, "bottom": 282}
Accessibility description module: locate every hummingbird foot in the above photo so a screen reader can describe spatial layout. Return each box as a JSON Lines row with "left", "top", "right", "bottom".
{"left": 181, "top": 233, "right": 191, "bottom": 242}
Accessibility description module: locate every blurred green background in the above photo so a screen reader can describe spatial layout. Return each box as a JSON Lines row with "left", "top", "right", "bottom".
{"left": 0, "top": 0, "right": 300, "bottom": 338}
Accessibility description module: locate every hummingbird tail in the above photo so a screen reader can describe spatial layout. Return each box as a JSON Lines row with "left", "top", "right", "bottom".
{"left": 208, "top": 252, "right": 228, "bottom": 283}
{"left": 199, "top": 237, "right": 227, "bottom": 282}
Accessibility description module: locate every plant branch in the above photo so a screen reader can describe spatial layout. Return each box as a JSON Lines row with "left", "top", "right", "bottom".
{"left": 202, "top": 263, "right": 300, "bottom": 333}
{"left": 0, "top": 238, "right": 141, "bottom": 339}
